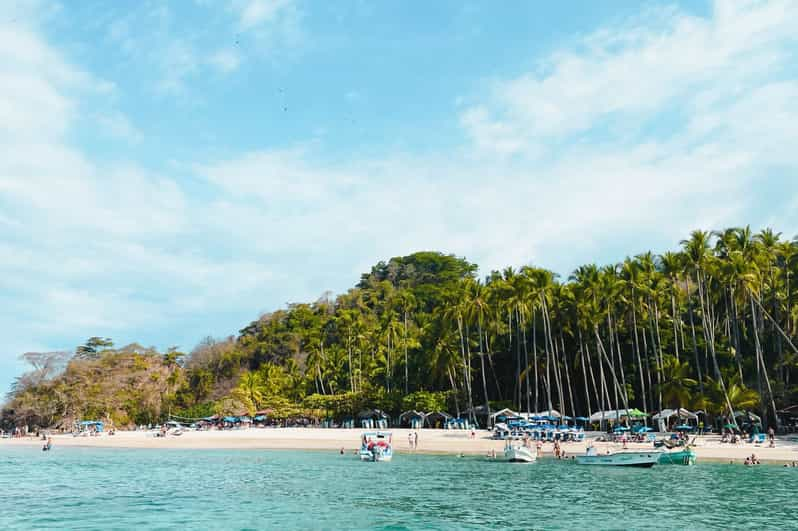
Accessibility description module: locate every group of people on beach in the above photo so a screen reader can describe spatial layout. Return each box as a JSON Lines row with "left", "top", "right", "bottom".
{"left": 407, "top": 431, "right": 419, "bottom": 450}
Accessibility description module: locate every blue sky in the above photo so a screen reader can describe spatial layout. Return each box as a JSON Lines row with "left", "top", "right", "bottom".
{"left": 2, "top": 0, "right": 798, "bottom": 394}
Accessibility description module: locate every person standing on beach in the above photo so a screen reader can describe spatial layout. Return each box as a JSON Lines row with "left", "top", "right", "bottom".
{"left": 408, "top": 432, "right": 414, "bottom": 450}
{"left": 413, "top": 431, "right": 419, "bottom": 450}
{"left": 767, "top": 426, "right": 775, "bottom": 443}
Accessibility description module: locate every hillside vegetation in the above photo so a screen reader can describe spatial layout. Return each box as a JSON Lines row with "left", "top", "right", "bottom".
{"left": 4, "top": 228, "right": 798, "bottom": 430}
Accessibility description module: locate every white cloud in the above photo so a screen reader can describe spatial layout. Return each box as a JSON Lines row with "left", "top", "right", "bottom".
{"left": 461, "top": 0, "right": 798, "bottom": 158}
{"left": 0, "top": 12, "right": 241, "bottom": 359}
{"left": 198, "top": 0, "right": 798, "bottom": 276}
{"left": 3, "top": 0, "right": 798, "bottom": 394}
{"left": 233, "top": 0, "right": 294, "bottom": 31}
{"left": 209, "top": 48, "right": 242, "bottom": 73}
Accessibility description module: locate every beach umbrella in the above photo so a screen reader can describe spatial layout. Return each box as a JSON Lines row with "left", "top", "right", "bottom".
{"left": 635, "top": 426, "right": 653, "bottom": 433}
{"left": 626, "top": 408, "right": 649, "bottom": 418}
{"left": 613, "top": 426, "right": 630, "bottom": 432}
{"left": 674, "top": 425, "right": 693, "bottom": 431}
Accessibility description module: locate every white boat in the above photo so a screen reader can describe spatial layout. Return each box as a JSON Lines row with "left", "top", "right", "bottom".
{"left": 504, "top": 441, "right": 536, "bottom": 463}
{"left": 576, "top": 446, "right": 659, "bottom": 467}
{"left": 359, "top": 431, "right": 393, "bottom": 462}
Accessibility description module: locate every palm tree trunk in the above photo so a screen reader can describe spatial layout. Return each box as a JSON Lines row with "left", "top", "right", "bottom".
{"left": 750, "top": 295, "right": 779, "bottom": 427}
{"left": 631, "top": 303, "right": 648, "bottom": 419}
{"left": 456, "top": 316, "right": 474, "bottom": 423}
{"left": 670, "top": 289, "right": 680, "bottom": 362}
{"left": 653, "top": 300, "right": 665, "bottom": 412}
{"left": 561, "top": 331, "right": 576, "bottom": 420}
{"left": 533, "top": 311, "right": 540, "bottom": 412}
{"left": 477, "top": 320, "right": 491, "bottom": 427}
{"left": 686, "top": 276, "right": 704, "bottom": 395}
{"left": 578, "top": 329, "right": 592, "bottom": 417}
{"left": 485, "top": 329, "right": 503, "bottom": 400}
{"left": 697, "top": 269, "right": 737, "bottom": 428}
{"left": 404, "top": 310, "right": 409, "bottom": 395}
{"left": 447, "top": 366, "right": 460, "bottom": 418}
{"left": 521, "top": 309, "right": 531, "bottom": 414}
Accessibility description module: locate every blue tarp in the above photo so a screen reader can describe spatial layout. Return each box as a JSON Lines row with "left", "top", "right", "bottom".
{"left": 223, "top": 416, "right": 239, "bottom": 423}
{"left": 253, "top": 415, "right": 266, "bottom": 421}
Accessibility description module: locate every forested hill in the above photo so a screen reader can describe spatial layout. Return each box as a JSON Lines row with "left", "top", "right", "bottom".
{"left": 4, "top": 228, "right": 798, "bottom": 430}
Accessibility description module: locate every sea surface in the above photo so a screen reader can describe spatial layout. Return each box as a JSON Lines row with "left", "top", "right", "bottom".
{"left": 1, "top": 446, "right": 796, "bottom": 530}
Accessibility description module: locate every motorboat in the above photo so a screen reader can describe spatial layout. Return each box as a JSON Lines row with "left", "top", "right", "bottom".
{"left": 576, "top": 446, "right": 659, "bottom": 467}
{"left": 504, "top": 440, "right": 536, "bottom": 463}
{"left": 658, "top": 447, "right": 696, "bottom": 465}
{"left": 359, "top": 431, "right": 393, "bottom": 462}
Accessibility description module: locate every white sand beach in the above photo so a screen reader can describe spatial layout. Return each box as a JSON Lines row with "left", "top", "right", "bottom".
{"left": 5, "top": 428, "right": 798, "bottom": 464}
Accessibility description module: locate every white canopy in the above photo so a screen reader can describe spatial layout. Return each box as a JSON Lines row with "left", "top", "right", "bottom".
{"left": 652, "top": 408, "right": 698, "bottom": 421}
{"left": 588, "top": 409, "right": 640, "bottom": 422}
{"left": 490, "top": 408, "right": 519, "bottom": 420}
{"left": 519, "top": 410, "right": 562, "bottom": 419}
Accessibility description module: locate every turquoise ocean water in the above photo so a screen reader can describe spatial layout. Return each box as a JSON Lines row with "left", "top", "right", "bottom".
{"left": 1, "top": 446, "right": 796, "bottom": 530}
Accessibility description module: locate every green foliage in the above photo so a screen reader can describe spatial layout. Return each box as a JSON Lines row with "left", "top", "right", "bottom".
{"left": 401, "top": 391, "right": 448, "bottom": 412}
{"left": 6, "top": 237, "right": 798, "bottom": 429}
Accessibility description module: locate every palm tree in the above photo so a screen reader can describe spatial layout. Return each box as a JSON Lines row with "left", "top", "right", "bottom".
{"left": 659, "top": 356, "right": 696, "bottom": 408}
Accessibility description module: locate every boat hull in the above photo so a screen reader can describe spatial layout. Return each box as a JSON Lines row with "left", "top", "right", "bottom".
{"left": 576, "top": 451, "right": 659, "bottom": 467}
{"left": 658, "top": 449, "right": 696, "bottom": 465}
{"left": 359, "top": 448, "right": 393, "bottom": 462}
{"left": 504, "top": 446, "right": 536, "bottom": 463}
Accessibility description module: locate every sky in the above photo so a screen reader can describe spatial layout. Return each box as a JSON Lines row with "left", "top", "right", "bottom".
{"left": 2, "top": 0, "right": 798, "bottom": 394}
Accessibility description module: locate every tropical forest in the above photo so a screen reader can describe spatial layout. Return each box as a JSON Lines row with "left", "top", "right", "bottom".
{"left": 4, "top": 227, "right": 798, "bottom": 431}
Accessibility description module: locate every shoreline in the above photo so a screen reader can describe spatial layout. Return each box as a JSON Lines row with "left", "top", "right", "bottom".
{"left": 4, "top": 428, "right": 798, "bottom": 464}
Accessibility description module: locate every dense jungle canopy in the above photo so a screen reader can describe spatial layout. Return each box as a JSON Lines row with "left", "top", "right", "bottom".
{"left": 4, "top": 227, "right": 798, "bottom": 430}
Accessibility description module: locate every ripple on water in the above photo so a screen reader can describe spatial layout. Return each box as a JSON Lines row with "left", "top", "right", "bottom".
{"left": 0, "top": 446, "right": 796, "bottom": 530}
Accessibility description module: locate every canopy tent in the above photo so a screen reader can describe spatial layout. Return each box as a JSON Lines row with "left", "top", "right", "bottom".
{"left": 424, "top": 411, "right": 452, "bottom": 428}
{"left": 520, "top": 410, "right": 562, "bottom": 420}
{"left": 652, "top": 408, "right": 698, "bottom": 431}
{"left": 652, "top": 408, "right": 698, "bottom": 421}
{"left": 78, "top": 420, "right": 104, "bottom": 432}
{"left": 588, "top": 409, "right": 646, "bottom": 423}
{"left": 490, "top": 408, "right": 519, "bottom": 423}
